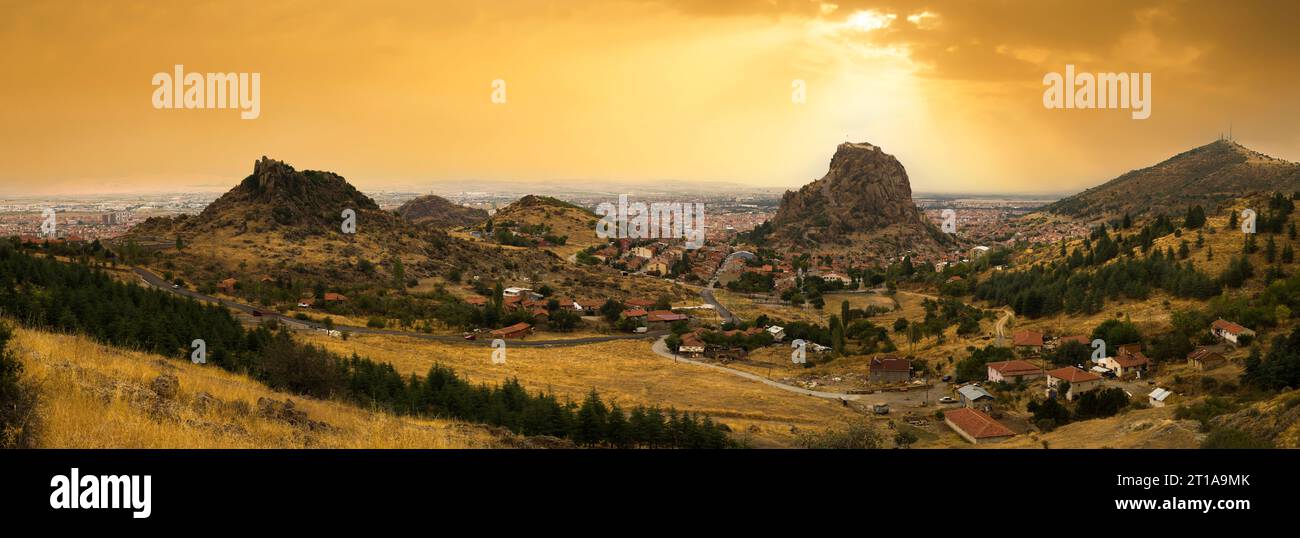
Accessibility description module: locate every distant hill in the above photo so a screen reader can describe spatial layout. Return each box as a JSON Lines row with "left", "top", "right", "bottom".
{"left": 1045, "top": 140, "right": 1300, "bottom": 222}
{"left": 766, "top": 142, "right": 948, "bottom": 257}
{"left": 484, "top": 194, "right": 602, "bottom": 254}
{"left": 124, "top": 157, "right": 563, "bottom": 289}
{"left": 396, "top": 194, "right": 487, "bottom": 229}
{"left": 123, "top": 157, "right": 686, "bottom": 301}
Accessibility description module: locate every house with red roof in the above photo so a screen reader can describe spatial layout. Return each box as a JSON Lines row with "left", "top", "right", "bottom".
{"left": 490, "top": 322, "right": 533, "bottom": 339}
{"left": 986, "top": 359, "right": 1044, "bottom": 383}
{"left": 646, "top": 310, "right": 688, "bottom": 326}
{"left": 1046, "top": 366, "right": 1102, "bottom": 400}
{"left": 1210, "top": 319, "right": 1255, "bottom": 345}
{"left": 1012, "top": 330, "right": 1044, "bottom": 351}
{"left": 868, "top": 355, "right": 911, "bottom": 383}
{"left": 1101, "top": 352, "right": 1150, "bottom": 379}
{"left": 944, "top": 407, "right": 1015, "bottom": 444}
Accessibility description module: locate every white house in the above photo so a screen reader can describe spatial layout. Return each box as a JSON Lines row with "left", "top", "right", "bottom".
{"left": 1210, "top": 319, "right": 1255, "bottom": 345}
{"left": 1045, "top": 366, "right": 1103, "bottom": 401}
{"left": 766, "top": 325, "right": 786, "bottom": 341}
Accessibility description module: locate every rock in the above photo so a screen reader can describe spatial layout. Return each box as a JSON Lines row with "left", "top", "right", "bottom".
{"left": 192, "top": 391, "right": 220, "bottom": 415}
{"left": 150, "top": 373, "right": 180, "bottom": 400}
{"left": 768, "top": 142, "right": 947, "bottom": 256}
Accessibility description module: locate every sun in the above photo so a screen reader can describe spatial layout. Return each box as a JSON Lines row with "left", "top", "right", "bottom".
{"left": 843, "top": 10, "right": 896, "bottom": 32}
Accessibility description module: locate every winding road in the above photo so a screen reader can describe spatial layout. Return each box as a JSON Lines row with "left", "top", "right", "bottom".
{"left": 131, "top": 267, "right": 663, "bottom": 348}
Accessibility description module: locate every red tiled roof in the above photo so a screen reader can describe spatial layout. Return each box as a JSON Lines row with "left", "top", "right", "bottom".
{"left": 1187, "top": 347, "right": 1224, "bottom": 363}
{"left": 987, "top": 360, "right": 1043, "bottom": 376}
{"left": 625, "top": 299, "right": 656, "bottom": 307}
{"left": 324, "top": 292, "right": 348, "bottom": 302}
{"left": 1211, "top": 319, "right": 1252, "bottom": 335}
{"left": 491, "top": 322, "right": 532, "bottom": 336}
{"left": 944, "top": 408, "right": 1015, "bottom": 439}
{"left": 464, "top": 296, "right": 488, "bottom": 306}
{"left": 1057, "top": 335, "right": 1089, "bottom": 346}
{"left": 622, "top": 309, "right": 648, "bottom": 317}
{"left": 870, "top": 356, "right": 911, "bottom": 372}
{"left": 646, "top": 310, "right": 687, "bottom": 322}
{"left": 1111, "top": 352, "right": 1149, "bottom": 368}
{"left": 1012, "top": 330, "right": 1044, "bottom": 347}
{"left": 1046, "top": 366, "right": 1101, "bottom": 383}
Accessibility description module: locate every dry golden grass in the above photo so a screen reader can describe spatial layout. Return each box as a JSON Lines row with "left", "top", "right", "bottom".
{"left": 305, "top": 333, "right": 860, "bottom": 447}
{"left": 11, "top": 326, "right": 502, "bottom": 449}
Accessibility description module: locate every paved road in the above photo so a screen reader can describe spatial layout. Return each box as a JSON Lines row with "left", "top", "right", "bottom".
{"left": 699, "top": 287, "right": 739, "bottom": 325}
{"left": 131, "top": 267, "right": 663, "bottom": 348}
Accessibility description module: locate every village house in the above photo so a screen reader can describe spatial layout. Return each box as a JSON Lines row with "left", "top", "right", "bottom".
{"left": 944, "top": 407, "right": 1015, "bottom": 444}
{"left": 1187, "top": 347, "right": 1227, "bottom": 371}
{"left": 1053, "top": 335, "right": 1090, "bottom": 349}
{"left": 646, "top": 310, "right": 688, "bottom": 327}
{"left": 218, "top": 278, "right": 238, "bottom": 294}
{"left": 868, "top": 356, "right": 911, "bottom": 383}
{"left": 1045, "top": 366, "right": 1102, "bottom": 400}
{"left": 1012, "top": 330, "right": 1044, "bottom": 352}
{"left": 765, "top": 325, "right": 786, "bottom": 342}
{"left": 678, "top": 333, "right": 705, "bottom": 358}
{"left": 986, "top": 359, "right": 1044, "bottom": 383}
{"left": 1148, "top": 388, "right": 1174, "bottom": 408}
{"left": 621, "top": 308, "right": 648, "bottom": 320}
{"left": 297, "top": 298, "right": 315, "bottom": 309}
{"left": 323, "top": 292, "right": 348, "bottom": 303}
{"left": 490, "top": 322, "right": 533, "bottom": 340}
{"left": 464, "top": 296, "right": 488, "bottom": 307}
{"left": 957, "top": 384, "right": 995, "bottom": 412}
{"left": 1210, "top": 319, "right": 1255, "bottom": 345}
{"left": 1100, "top": 351, "right": 1150, "bottom": 379}
{"left": 1116, "top": 343, "right": 1142, "bottom": 356}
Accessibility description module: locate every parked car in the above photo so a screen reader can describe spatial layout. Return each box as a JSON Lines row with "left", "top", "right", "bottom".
{"left": 938, "top": 396, "right": 957, "bottom": 404}
{"left": 941, "top": 375, "right": 952, "bottom": 382}
{"left": 463, "top": 333, "right": 477, "bottom": 341}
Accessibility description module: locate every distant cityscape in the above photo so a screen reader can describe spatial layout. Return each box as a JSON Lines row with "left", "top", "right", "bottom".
{"left": 0, "top": 189, "right": 1082, "bottom": 248}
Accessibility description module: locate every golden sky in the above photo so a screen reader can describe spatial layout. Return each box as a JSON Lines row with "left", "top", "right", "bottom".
{"left": 1, "top": 0, "right": 1298, "bottom": 195}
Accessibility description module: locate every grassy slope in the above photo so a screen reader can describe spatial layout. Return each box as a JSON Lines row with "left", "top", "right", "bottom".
{"left": 11, "top": 326, "right": 504, "bottom": 448}
{"left": 302, "top": 333, "right": 860, "bottom": 447}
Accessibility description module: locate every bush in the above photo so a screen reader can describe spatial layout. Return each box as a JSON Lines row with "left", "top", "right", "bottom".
{"left": 1201, "top": 428, "right": 1273, "bottom": 449}
{"left": 0, "top": 323, "right": 39, "bottom": 447}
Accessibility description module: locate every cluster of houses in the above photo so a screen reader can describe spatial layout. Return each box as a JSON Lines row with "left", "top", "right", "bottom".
{"left": 941, "top": 317, "right": 1256, "bottom": 444}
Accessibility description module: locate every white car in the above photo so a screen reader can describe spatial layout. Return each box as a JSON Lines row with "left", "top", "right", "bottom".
{"left": 938, "top": 396, "right": 957, "bottom": 404}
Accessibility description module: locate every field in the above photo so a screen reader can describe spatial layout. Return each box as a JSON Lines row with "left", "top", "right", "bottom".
{"left": 9, "top": 326, "right": 504, "bottom": 449}
{"left": 302, "top": 333, "right": 861, "bottom": 447}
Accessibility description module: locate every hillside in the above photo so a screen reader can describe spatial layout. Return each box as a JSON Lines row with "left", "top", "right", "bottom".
{"left": 1045, "top": 140, "right": 1300, "bottom": 222}
{"left": 7, "top": 326, "right": 510, "bottom": 448}
{"left": 397, "top": 194, "right": 488, "bottom": 229}
{"left": 482, "top": 195, "right": 602, "bottom": 257}
{"left": 122, "top": 157, "right": 663, "bottom": 302}
{"left": 766, "top": 142, "right": 948, "bottom": 259}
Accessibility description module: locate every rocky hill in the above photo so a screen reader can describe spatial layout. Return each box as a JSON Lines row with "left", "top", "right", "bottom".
{"left": 1045, "top": 140, "right": 1300, "bottom": 222}
{"left": 396, "top": 194, "right": 487, "bottom": 229}
{"left": 767, "top": 142, "right": 947, "bottom": 256}
{"left": 483, "top": 194, "right": 602, "bottom": 255}
{"left": 122, "top": 157, "right": 686, "bottom": 301}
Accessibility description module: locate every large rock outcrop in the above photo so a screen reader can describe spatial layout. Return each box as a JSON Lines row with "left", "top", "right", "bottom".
{"left": 769, "top": 142, "right": 944, "bottom": 251}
